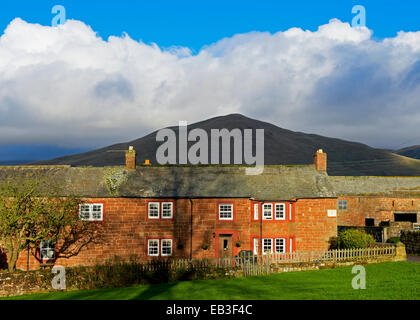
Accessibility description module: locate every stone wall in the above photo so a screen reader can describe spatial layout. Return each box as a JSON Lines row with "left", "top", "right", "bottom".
{"left": 0, "top": 270, "right": 54, "bottom": 297}
{"left": 337, "top": 196, "right": 419, "bottom": 227}
{"left": 387, "top": 222, "right": 414, "bottom": 239}
{"left": 295, "top": 198, "right": 338, "bottom": 251}
{"left": 401, "top": 231, "right": 420, "bottom": 254}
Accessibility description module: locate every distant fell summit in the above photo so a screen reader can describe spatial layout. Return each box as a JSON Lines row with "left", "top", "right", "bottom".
{"left": 32, "top": 113, "right": 420, "bottom": 176}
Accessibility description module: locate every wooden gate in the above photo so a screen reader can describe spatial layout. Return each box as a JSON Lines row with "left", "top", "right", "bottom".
{"left": 240, "top": 255, "right": 272, "bottom": 277}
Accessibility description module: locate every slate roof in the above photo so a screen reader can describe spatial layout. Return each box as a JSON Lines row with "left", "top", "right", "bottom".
{"left": 2, "top": 165, "right": 420, "bottom": 200}
{"left": 328, "top": 176, "right": 420, "bottom": 197}
{"left": 0, "top": 165, "right": 335, "bottom": 200}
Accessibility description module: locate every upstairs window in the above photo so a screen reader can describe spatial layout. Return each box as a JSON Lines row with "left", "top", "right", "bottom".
{"left": 219, "top": 203, "right": 233, "bottom": 220}
{"left": 148, "top": 201, "right": 174, "bottom": 219}
{"left": 161, "top": 202, "right": 173, "bottom": 219}
{"left": 263, "top": 203, "right": 273, "bottom": 220}
{"left": 40, "top": 240, "right": 55, "bottom": 260}
{"left": 148, "top": 202, "right": 160, "bottom": 219}
{"left": 338, "top": 200, "right": 348, "bottom": 210}
{"left": 79, "top": 203, "right": 103, "bottom": 221}
{"left": 275, "top": 203, "right": 286, "bottom": 220}
{"left": 253, "top": 203, "right": 259, "bottom": 220}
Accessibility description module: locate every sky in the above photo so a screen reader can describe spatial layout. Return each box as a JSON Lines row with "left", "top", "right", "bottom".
{"left": 1, "top": 0, "right": 420, "bottom": 161}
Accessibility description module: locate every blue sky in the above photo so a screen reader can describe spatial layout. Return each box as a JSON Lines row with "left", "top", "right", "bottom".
{"left": 0, "top": 1, "right": 420, "bottom": 161}
{"left": 1, "top": 0, "right": 419, "bottom": 50}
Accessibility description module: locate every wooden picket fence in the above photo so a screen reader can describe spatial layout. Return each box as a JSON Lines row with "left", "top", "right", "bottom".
{"left": 239, "top": 245, "right": 396, "bottom": 276}
{"left": 139, "top": 245, "right": 396, "bottom": 276}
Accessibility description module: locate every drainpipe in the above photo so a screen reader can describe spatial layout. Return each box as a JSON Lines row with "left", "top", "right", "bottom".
{"left": 189, "top": 199, "right": 193, "bottom": 260}
{"left": 260, "top": 202, "right": 263, "bottom": 257}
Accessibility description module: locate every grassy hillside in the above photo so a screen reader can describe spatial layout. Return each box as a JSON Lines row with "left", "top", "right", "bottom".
{"left": 394, "top": 145, "right": 420, "bottom": 160}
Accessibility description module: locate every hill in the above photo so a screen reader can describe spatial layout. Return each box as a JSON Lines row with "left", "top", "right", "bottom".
{"left": 394, "top": 145, "right": 420, "bottom": 160}
{"left": 0, "top": 160, "right": 34, "bottom": 166}
{"left": 32, "top": 114, "right": 420, "bottom": 176}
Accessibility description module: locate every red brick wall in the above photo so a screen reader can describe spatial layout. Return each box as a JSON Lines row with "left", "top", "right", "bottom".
{"left": 13, "top": 197, "right": 337, "bottom": 270}
{"left": 295, "top": 198, "right": 337, "bottom": 251}
{"left": 337, "top": 197, "right": 420, "bottom": 227}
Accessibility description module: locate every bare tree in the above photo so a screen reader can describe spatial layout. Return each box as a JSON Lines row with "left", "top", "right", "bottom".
{"left": 0, "top": 174, "right": 103, "bottom": 272}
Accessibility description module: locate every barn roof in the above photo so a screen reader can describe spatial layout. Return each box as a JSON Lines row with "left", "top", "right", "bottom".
{"left": 328, "top": 175, "right": 420, "bottom": 197}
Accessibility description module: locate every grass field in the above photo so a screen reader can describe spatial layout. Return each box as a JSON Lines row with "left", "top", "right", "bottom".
{"left": 3, "top": 262, "right": 419, "bottom": 300}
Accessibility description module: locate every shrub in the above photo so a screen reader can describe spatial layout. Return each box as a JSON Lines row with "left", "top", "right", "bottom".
{"left": 63, "top": 255, "right": 233, "bottom": 290}
{"left": 338, "top": 229, "right": 375, "bottom": 249}
{"left": 328, "top": 236, "right": 338, "bottom": 250}
{"left": 387, "top": 237, "right": 400, "bottom": 244}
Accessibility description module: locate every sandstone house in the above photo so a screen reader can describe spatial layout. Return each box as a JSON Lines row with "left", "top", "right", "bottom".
{"left": 0, "top": 149, "right": 419, "bottom": 270}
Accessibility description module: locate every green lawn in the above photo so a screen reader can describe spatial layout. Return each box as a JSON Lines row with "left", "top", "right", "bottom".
{"left": 4, "top": 262, "right": 420, "bottom": 300}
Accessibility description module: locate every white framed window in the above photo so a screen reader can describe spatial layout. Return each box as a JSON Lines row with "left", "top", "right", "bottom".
{"left": 40, "top": 240, "right": 55, "bottom": 260}
{"left": 147, "top": 239, "right": 159, "bottom": 256}
{"left": 161, "top": 239, "right": 173, "bottom": 256}
{"left": 161, "top": 202, "right": 173, "bottom": 219}
{"left": 338, "top": 200, "right": 348, "bottom": 210}
{"left": 91, "top": 204, "right": 102, "bottom": 220}
{"left": 254, "top": 203, "right": 259, "bottom": 220}
{"left": 289, "top": 203, "right": 292, "bottom": 220}
{"left": 289, "top": 237, "right": 293, "bottom": 252}
{"left": 275, "top": 238, "right": 286, "bottom": 253}
{"left": 148, "top": 202, "right": 160, "bottom": 219}
{"left": 219, "top": 203, "right": 233, "bottom": 220}
{"left": 263, "top": 203, "right": 273, "bottom": 220}
{"left": 79, "top": 203, "right": 103, "bottom": 221}
{"left": 253, "top": 238, "right": 259, "bottom": 255}
{"left": 275, "top": 203, "right": 285, "bottom": 220}
{"left": 262, "top": 238, "right": 273, "bottom": 254}
{"left": 79, "top": 204, "right": 90, "bottom": 220}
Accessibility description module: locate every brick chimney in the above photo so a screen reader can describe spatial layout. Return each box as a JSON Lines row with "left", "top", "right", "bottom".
{"left": 125, "top": 146, "right": 136, "bottom": 170}
{"left": 313, "top": 149, "right": 327, "bottom": 172}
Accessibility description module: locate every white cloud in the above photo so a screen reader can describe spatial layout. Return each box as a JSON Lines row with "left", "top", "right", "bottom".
{"left": 1, "top": 17, "right": 420, "bottom": 149}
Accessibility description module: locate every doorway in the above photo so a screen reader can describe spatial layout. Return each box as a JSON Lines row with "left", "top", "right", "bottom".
{"left": 218, "top": 234, "right": 233, "bottom": 258}
{"left": 365, "top": 218, "right": 375, "bottom": 226}
{"left": 394, "top": 213, "right": 418, "bottom": 223}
